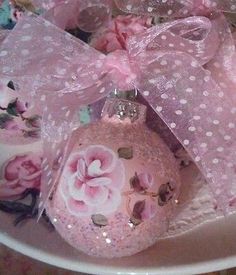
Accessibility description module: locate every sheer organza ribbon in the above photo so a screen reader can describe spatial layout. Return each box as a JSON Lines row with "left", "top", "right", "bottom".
{"left": 0, "top": 1, "right": 236, "bottom": 221}
{"left": 114, "top": 0, "right": 236, "bottom": 17}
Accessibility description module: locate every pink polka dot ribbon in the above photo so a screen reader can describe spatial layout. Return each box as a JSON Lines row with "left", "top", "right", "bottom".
{"left": 0, "top": 4, "right": 235, "bottom": 220}
{"left": 114, "top": 0, "right": 236, "bottom": 17}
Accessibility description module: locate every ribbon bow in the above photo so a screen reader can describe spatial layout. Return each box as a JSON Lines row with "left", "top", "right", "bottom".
{"left": 0, "top": 1, "right": 236, "bottom": 221}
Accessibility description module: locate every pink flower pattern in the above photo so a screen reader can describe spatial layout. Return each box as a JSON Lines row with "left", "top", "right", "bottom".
{"left": 60, "top": 145, "right": 125, "bottom": 217}
{"left": 0, "top": 153, "right": 42, "bottom": 198}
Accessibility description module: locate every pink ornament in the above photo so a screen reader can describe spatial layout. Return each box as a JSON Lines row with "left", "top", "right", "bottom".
{"left": 46, "top": 99, "right": 181, "bottom": 258}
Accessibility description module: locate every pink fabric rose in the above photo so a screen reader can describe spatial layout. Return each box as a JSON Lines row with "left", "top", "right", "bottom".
{"left": 0, "top": 153, "right": 42, "bottom": 198}
{"left": 104, "top": 50, "right": 137, "bottom": 91}
{"left": 90, "top": 15, "right": 152, "bottom": 54}
{"left": 60, "top": 145, "right": 125, "bottom": 217}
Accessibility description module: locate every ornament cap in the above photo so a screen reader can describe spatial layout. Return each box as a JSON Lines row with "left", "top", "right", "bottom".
{"left": 101, "top": 98, "right": 146, "bottom": 123}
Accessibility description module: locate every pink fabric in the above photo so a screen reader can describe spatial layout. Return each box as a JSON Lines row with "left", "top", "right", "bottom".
{"left": 90, "top": 15, "right": 152, "bottom": 53}
{"left": 114, "top": 0, "right": 236, "bottom": 17}
{"left": 0, "top": 1, "right": 235, "bottom": 222}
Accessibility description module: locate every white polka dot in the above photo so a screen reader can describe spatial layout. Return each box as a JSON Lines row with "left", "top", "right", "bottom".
{"left": 156, "top": 106, "right": 163, "bottom": 112}
{"left": 213, "top": 120, "right": 219, "bottom": 125}
{"left": 47, "top": 178, "right": 52, "bottom": 185}
{"left": 189, "top": 76, "right": 196, "bottom": 81}
{"left": 65, "top": 110, "right": 70, "bottom": 117}
{"left": 160, "top": 60, "right": 167, "bottom": 66}
{"left": 167, "top": 9, "right": 173, "bottom": 15}
{"left": 149, "top": 79, "right": 157, "bottom": 84}
{"left": 217, "top": 147, "right": 224, "bottom": 152}
{"left": 207, "top": 173, "right": 213, "bottom": 178}
{"left": 161, "top": 35, "right": 167, "bottom": 40}
{"left": 200, "top": 143, "right": 207, "bottom": 148}
{"left": 183, "top": 139, "right": 190, "bottom": 145}
{"left": 203, "top": 90, "right": 209, "bottom": 96}
{"left": 0, "top": 50, "right": 7, "bottom": 56}
{"left": 44, "top": 36, "right": 53, "bottom": 41}
{"left": 188, "top": 126, "right": 196, "bottom": 132}
{"left": 191, "top": 61, "right": 198, "bottom": 67}
{"left": 206, "top": 131, "right": 213, "bottom": 137}
{"left": 96, "top": 61, "right": 103, "bottom": 68}
{"left": 166, "top": 83, "right": 173, "bottom": 89}
{"left": 56, "top": 68, "right": 67, "bottom": 75}
{"left": 231, "top": 4, "right": 236, "bottom": 10}
{"left": 99, "top": 87, "right": 105, "bottom": 93}
{"left": 175, "top": 110, "right": 182, "bottom": 115}
{"left": 217, "top": 107, "right": 223, "bottom": 112}
{"left": 180, "top": 99, "right": 187, "bottom": 104}
{"left": 224, "top": 135, "right": 231, "bottom": 141}
{"left": 147, "top": 6, "right": 153, "bottom": 12}
{"left": 218, "top": 92, "right": 224, "bottom": 98}
{"left": 143, "top": 91, "right": 150, "bottom": 96}
{"left": 161, "top": 93, "right": 168, "bottom": 99}
{"left": 228, "top": 122, "right": 235, "bottom": 128}
{"left": 193, "top": 115, "right": 201, "bottom": 120}
{"left": 126, "top": 4, "right": 132, "bottom": 10}
{"left": 204, "top": 76, "right": 210, "bottom": 82}
{"left": 200, "top": 104, "right": 206, "bottom": 109}
{"left": 22, "top": 23, "right": 31, "bottom": 29}
{"left": 169, "top": 43, "right": 174, "bottom": 47}
{"left": 40, "top": 95, "right": 46, "bottom": 101}
{"left": 212, "top": 158, "right": 219, "bottom": 164}
{"left": 186, "top": 88, "right": 193, "bottom": 93}
{"left": 170, "top": 123, "right": 176, "bottom": 128}
{"left": 21, "top": 35, "right": 32, "bottom": 41}
{"left": 195, "top": 156, "right": 201, "bottom": 162}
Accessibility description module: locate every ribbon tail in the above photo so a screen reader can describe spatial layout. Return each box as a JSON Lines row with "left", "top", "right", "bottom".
{"left": 137, "top": 51, "right": 236, "bottom": 214}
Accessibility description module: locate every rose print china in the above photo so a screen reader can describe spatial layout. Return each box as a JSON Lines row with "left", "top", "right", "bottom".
{"left": 46, "top": 98, "right": 181, "bottom": 258}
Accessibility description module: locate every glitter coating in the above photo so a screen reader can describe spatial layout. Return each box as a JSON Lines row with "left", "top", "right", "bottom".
{"left": 46, "top": 116, "right": 181, "bottom": 258}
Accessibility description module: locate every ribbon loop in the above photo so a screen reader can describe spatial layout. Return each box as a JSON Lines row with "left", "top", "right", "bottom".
{"left": 114, "top": 0, "right": 236, "bottom": 17}
{"left": 32, "top": 0, "right": 112, "bottom": 32}
{"left": 127, "top": 16, "right": 220, "bottom": 65}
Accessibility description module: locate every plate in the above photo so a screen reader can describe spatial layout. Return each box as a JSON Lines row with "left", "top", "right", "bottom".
{"left": 0, "top": 142, "right": 236, "bottom": 275}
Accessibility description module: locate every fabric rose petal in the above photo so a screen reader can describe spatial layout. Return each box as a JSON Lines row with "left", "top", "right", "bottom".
{"left": 90, "top": 15, "right": 152, "bottom": 54}
{"left": 60, "top": 145, "right": 125, "bottom": 217}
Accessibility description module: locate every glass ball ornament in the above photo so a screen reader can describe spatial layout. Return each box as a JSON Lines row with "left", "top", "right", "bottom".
{"left": 46, "top": 98, "right": 181, "bottom": 258}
